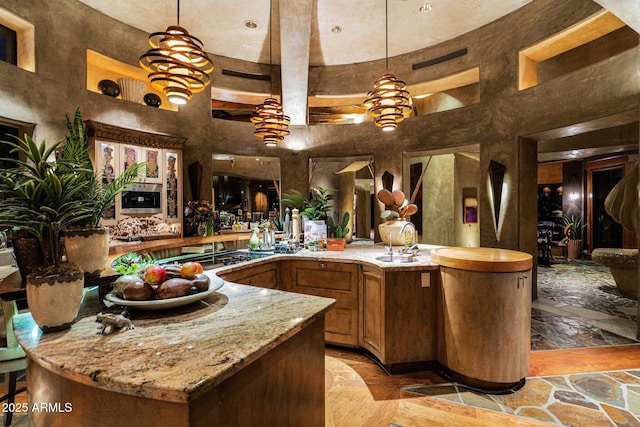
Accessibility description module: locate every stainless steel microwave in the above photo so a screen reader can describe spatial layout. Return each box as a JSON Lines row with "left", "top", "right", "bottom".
{"left": 120, "top": 183, "right": 162, "bottom": 214}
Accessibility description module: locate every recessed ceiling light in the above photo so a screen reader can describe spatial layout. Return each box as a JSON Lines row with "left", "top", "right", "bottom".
{"left": 245, "top": 20, "right": 257, "bottom": 29}
{"left": 419, "top": 3, "right": 433, "bottom": 13}
{"left": 331, "top": 26, "right": 342, "bottom": 34}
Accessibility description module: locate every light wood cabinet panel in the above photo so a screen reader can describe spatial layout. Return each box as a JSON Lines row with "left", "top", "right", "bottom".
{"left": 218, "top": 263, "right": 279, "bottom": 289}
{"left": 360, "top": 267, "right": 384, "bottom": 358}
{"left": 290, "top": 260, "right": 358, "bottom": 347}
{"left": 438, "top": 266, "right": 531, "bottom": 388}
{"left": 360, "top": 267, "right": 439, "bottom": 372}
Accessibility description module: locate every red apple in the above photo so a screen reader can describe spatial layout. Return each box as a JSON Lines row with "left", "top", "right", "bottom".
{"left": 144, "top": 265, "right": 167, "bottom": 285}
{"left": 180, "top": 261, "right": 204, "bottom": 279}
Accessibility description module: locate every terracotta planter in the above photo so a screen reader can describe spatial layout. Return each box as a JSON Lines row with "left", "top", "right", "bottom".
{"left": 378, "top": 220, "right": 407, "bottom": 246}
{"left": 327, "top": 238, "right": 346, "bottom": 251}
{"left": 64, "top": 227, "right": 110, "bottom": 276}
{"left": 26, "top": 269, "right": 84, "bottom": 333}
{"left": 567, "top": 239, "right": 582, "bottom": 260}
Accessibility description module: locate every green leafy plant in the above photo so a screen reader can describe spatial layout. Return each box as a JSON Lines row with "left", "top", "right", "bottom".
{"left": 0, "top": 135, "right": 94, "bottom": 269}
{"left": 61, "top": 108, "right": 145, "bottom": 227}
{"left": 281, "top": 186, "right": 335, "bottom": 221}
{"left": 327, "top": 211, "right": 350, "bottom": 238}
{"left": 111, "top": 252, "right": 158, "bottom": 275}
{"left": 561, "top": 215, "right": 586, "bottom": 241}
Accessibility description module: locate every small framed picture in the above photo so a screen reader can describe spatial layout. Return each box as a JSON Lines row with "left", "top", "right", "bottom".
{"left": 463, "top": 197, "right": 478, "bottom": 224}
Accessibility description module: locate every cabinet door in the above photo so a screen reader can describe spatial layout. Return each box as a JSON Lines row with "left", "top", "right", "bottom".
{"left": 218, "top": 263, "right": 279, "bottom": 289}
{"left": 360, "top": 267, "right": 384, "bottom": 359}
{"left": 290, "top": 260, "right": 358, "bottom": 347}
{"left": 95, "top": 141, "right": 120, "bottom": 224}
{"left": 141, "top": 147, "right": 163, "bottom": 183}
{"left": 164, "top": 150, "right": 181, "bottom": 223}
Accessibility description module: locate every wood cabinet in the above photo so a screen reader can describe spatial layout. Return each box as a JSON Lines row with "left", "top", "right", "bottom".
{"left": 217, "top": 262, "right": 280, "bottom": 289}
{"left": 85, "top": 121, "right": 186, "bottom": 227}
{"left": 289, "top": 260, "right": 359, "bottom": 347}
{"left": 359, "top": 266, "right": 439, "bottom": 373}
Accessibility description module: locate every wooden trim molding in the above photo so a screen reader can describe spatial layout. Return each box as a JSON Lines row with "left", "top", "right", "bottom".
{"left": 84, "top": 120, "right": 187, "bottom": 150}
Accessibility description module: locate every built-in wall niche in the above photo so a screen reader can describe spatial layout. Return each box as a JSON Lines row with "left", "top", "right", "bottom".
{"left": 0, "top": 7, "right": 34, "bottom": 72}
{"left": 519, "top": 10, "right": 635, "bottom": 90}
{"left": 211, "top": 155, "right": 281, "bottom": 221}
{"left": 86, "top": 50, "right": 177, "bottom": 111}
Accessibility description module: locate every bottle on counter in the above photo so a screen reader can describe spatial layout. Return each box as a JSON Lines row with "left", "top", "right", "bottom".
{"left": 292, "top": 208, "right": 299, "bottom": 246}
{"left": 249, "top": 227, "right": 260, "bottom": 250}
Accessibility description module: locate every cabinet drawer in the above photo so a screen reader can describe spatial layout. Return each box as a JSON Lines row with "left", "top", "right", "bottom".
{"left": 218, "top": 263, "right": 279, "bottom": 289}
{"left": 290, "top": 261, "right": 358, "bottom": 296}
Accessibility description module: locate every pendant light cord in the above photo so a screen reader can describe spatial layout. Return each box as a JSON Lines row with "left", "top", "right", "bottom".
{"left": 177, "top": 0, "right": 180, "bottom": 26}
{"left": 269, "top": 0, "right": 273, "bottom": 97}
{"left": 385, "top": 0, "right": 389, "bottom": 73}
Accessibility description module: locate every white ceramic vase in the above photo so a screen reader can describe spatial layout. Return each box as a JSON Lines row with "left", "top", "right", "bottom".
{"left": 64, "top": 227, "right": 109, "bottom": 276}
{"left": 26, "top": 269, "right": 84, "bottom": 333}
{"left": 378, "top": 220, "right": 408, "bottom": 246}
{"left": 117, "top": 77, "right": 146, "bottom": 103}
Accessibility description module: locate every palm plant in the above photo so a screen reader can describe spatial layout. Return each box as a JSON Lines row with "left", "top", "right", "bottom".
{"left": 0, "top": 135, "right": 93, "bottom": 269}
{"left": 60, "top": 108, "right": 145, "bottom": 227}
{"left": 281, "top": 186, "right": 334, "bottom": 221}
{"left": 561, "top": 215, "right": 586, "bottom": 241}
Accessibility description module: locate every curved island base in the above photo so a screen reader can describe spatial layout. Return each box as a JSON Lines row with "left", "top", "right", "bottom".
{"left": 431, "top": 247, "right": 533, "bottom": 393}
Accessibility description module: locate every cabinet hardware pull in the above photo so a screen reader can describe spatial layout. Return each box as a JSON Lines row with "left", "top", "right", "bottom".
{"left": 517, "top": 276, "right": 527, "bottom": 288}
{"left": 319, "top": 263, "right": 326, "bottom": 269}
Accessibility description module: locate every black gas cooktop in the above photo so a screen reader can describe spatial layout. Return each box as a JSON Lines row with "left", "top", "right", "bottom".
{"left": 158, "top": 250, "right": 275, "bottom": 270}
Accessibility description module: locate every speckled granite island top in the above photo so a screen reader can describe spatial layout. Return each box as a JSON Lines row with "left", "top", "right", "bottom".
{"left": 12, "top": 274, "right": 335, "bottom": 404}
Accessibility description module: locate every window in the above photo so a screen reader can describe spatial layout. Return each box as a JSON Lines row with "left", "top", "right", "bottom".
{"left": 0, "top": 23, "right": 16, "bottom": 65}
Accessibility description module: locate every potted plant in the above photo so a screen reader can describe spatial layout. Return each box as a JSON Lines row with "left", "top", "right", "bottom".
{"left": 61, "top": 109, "right": 145, "bottom": 276}
{"left": 376, "top": 189, "right": 418, "bottom": 245}
{"left": 281, "top": 186, "right": 334, "bottom": 221}
{"left": 282, "top": 186, "right": 334, "bottom": 245}
{"left": 326, "top": 211, "right": 350, "bottom": 251}
{"left": 561, "top": 215, "right": 586, "bottom": 260}
{"left": 0, "top": 133, "right": 94, "bottom": 332}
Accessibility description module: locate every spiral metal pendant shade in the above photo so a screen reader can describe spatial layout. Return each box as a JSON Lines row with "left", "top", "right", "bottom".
{"left": 251, "top": 0, "right": 290, "bottom": 147}
{"left": 364, "top": 73, "right": 412, "bottom": 131}
{"left": 251, "top": 98, "right": 291, "bottom": 147}
{"left": 365, "top": 0, "right": 411, "bottom": 131}
{"left": 139, "top": 25, "right": 214, "bottom": 105}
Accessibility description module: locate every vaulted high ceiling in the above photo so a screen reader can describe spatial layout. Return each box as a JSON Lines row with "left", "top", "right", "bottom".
{"left": 79, "top": 0, "right": 533, "bottom": 66}
{"left": 79, "top": 0, "right": 533, "bottom": 125}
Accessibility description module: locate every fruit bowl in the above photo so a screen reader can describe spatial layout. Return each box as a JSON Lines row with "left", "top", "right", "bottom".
{"left": 104, "top": 277, "right": 224, "bottom": 310}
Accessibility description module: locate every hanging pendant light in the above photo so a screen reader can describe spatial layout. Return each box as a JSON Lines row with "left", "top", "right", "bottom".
{"left": 139, "top": 0, "right": 214, "bottom": 105}
{"left": 251, "top": 0, "right": 290, "bottom": 146}
{"left": 364, "top": 0, "right": 412, "bottom": 131}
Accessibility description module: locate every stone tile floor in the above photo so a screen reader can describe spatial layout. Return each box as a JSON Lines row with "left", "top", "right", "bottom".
{"left": 534, "top": 259, "right": 638, "bottom": 347}
{"left": 404, "top": 370, "right": 640, "bottom": 426}
{"left": 406, "top": 259, "right": 640, "bottom": 426}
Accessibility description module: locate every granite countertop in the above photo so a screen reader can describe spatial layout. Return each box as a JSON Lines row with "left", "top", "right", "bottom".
{"left": 12, "top": 274, "right": 335, "bottom": 403}
{"left": 11, "top": 244, "right": 438, "bottom": 403}
{"left": 214, "top": 243, "right": 442, "bottom": 275}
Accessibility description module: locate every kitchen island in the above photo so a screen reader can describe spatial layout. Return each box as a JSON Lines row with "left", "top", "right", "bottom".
{"left": 13, "top": 274, "right": 335, "bottom": 427}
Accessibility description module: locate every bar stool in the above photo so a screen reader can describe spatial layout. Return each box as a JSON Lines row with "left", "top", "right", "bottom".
{"left": 0, "top": 299, "right": 27, "bottom": 426}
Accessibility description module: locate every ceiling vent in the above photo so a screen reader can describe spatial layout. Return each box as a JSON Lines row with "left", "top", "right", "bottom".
{"left": 412, "top": 48, "right": 468, "bottom": 70}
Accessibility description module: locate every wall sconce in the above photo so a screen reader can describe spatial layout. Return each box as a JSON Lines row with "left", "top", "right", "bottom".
{"left": 569, "top": 174, "right": 580, "bottom": 200}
